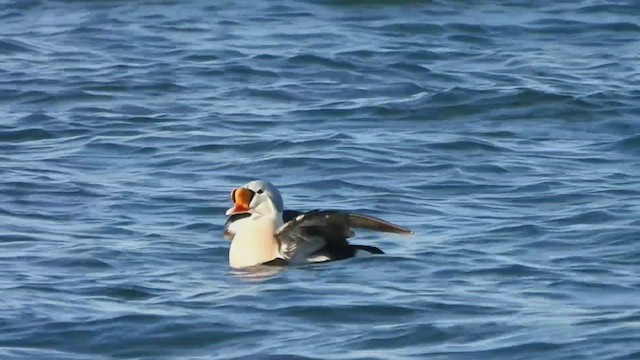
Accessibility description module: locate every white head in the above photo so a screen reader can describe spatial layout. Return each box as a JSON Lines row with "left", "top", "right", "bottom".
{"left": 225, "top": 180, "right": 284, "bottom": 268}
{"left": 225, "top": 180, "right": 284, "bottom": 218}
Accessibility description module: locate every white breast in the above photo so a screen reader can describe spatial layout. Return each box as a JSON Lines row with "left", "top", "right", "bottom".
{"left": 228, "top": 215, "right": 281, "bottom": 268}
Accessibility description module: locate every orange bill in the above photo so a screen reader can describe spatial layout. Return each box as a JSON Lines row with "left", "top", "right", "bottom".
{"left": 226, "top": 187, "right": 254, "bottom": 215}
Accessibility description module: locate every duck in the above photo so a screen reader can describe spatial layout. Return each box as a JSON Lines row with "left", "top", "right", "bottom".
{"left": 224, "top": 180, "right": 412, "bottom": 269}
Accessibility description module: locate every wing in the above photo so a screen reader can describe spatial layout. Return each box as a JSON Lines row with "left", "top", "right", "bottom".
{"left": 275, "top": 210, "right": 412, "bottom": 263}
{"left": 347, "top": 213, "right": 413, "bottom": 235}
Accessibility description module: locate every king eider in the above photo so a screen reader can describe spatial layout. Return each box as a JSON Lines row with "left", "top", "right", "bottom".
{"left": 223, "top": 180, "right": 412, "bottom": 269}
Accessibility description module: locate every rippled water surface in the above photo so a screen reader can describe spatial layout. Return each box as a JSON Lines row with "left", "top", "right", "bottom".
{"left": 2, "top": 0, "right": 640, "bottom": 359}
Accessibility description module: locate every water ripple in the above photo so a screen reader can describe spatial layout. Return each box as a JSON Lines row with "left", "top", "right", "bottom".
{"left": 1, "top": 0, "right": 639, "bottom": 359}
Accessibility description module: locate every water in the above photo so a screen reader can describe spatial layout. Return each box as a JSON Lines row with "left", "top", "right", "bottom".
{"left": 1, "top": 0, "right": 639, "bottom": 359}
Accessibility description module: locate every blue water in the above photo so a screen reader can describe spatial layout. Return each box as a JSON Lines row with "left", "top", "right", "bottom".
{"left": 2, "top": 0, "right": 640, "bottom": 359}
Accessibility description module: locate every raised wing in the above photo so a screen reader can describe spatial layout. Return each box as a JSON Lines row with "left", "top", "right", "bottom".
{"left": 275, "top": 210, "right": 412, "bottom": 263}
{"left": 347, "top": 213, "right": 413, "bottom": 235}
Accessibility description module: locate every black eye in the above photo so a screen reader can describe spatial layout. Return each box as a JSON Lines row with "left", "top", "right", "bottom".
{"left": 257, "top": 189, "right": 264, "bottom": 194}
